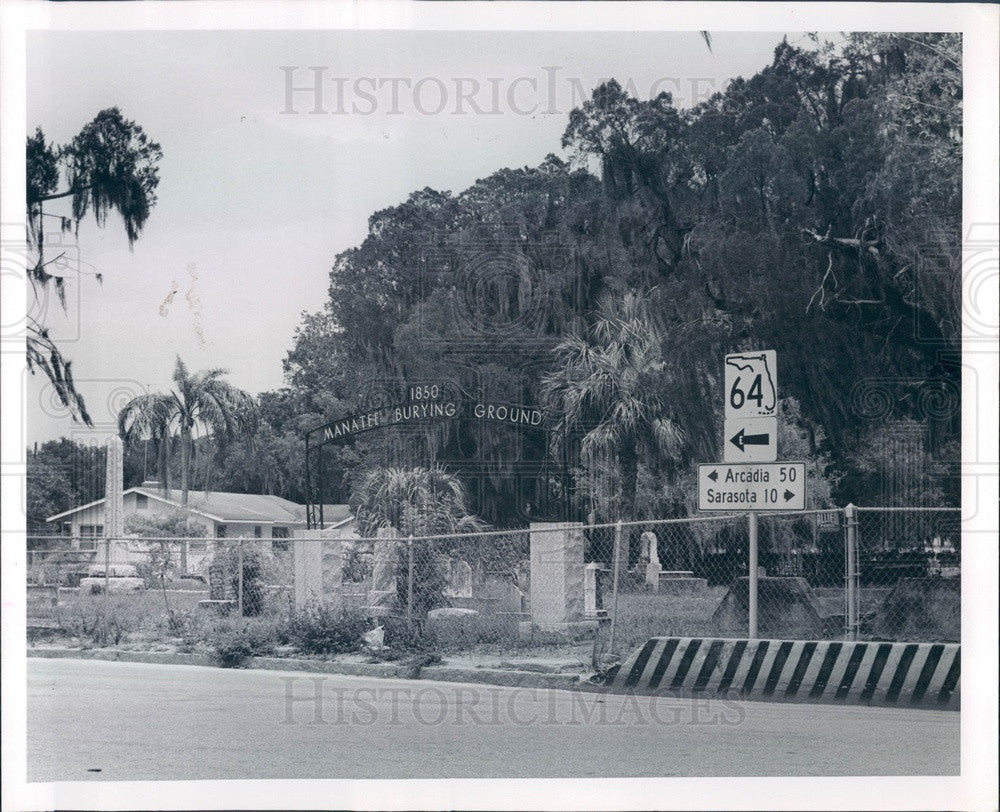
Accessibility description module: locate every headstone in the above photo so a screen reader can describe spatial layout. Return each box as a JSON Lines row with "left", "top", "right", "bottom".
{"left": 513, "top": 560, "right": 531, "bottom": 593}
{"left": 584, "top": 562, "right": 606, "bottom": 618}
{"left": 368, "top": 526, "right": 401, "bottom": 617}
{"left": 712, "top": 576, "right": 824, "bottom": 638}
{"left": 641, "top": 531, "right": 662, "bottom": 591}
{"left": 872, "top": 577, "right": 959, "bottom": 642}
{"left": 480, "top": 576, "right": 526, "bottom": 613}
{"left": 292, "top": 530, "right": 343, "bottom": 609}
{"left": 104, "top": 436, "right": 128, "bottom": 564}
{"left": 529, "top": 522, "right": 585, "bottom": 626}
{"left": 444, "top": 558, "right": 473, "bottom": 598}
{"left": 426, "top": 607, "right": 480, "bottom": 647}
{"left": 208, "top": 563, "right": 229, "bottom": 600}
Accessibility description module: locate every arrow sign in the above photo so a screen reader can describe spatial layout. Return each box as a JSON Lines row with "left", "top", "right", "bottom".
{"left": 698, "top": 462, "right": 806, "bottom": 511}
{"left": 724, "top": 417, "right": 777, "bottom": 463}
{"left": 730, "top": 429, "right": 770, "bottom": 450}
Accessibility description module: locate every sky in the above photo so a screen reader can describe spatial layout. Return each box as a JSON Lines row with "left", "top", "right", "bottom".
{"left": 26, "top": 29, "right": 795, "bottom": 444}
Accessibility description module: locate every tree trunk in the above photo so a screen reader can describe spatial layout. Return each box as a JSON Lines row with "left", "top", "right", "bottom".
{"left": 179, "top": 425, "right": 192, "bottom": 574}
{"left": 157, "top": 435, "right": 170, "bottom": 496}
{"left": 180, "top": 425, "right": 192, "bottom": 505}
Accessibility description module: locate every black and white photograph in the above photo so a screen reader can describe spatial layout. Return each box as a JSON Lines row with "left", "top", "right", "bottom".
{"left": 1, "top": 2, "right": 997, "bottom": 810}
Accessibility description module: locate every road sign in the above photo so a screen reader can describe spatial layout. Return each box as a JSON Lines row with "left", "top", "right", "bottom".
{"left": 725, "top": 350, "right": 777, "bottom": 419}
{"left": 698, "top": 462, "right": 806, "bottom": 511}
{"left": 724, "top": 417, "right": 777, "bottom": 462}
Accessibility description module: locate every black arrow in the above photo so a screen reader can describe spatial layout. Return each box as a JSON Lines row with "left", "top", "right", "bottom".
{"left": 783, "top": 489, "right": 795, "bottom": 502}
{"left": 730, "top": 428, "right": 771, "bottom": 451}
{"left": 708, "top": 469, "right": 718, "bottom": 482}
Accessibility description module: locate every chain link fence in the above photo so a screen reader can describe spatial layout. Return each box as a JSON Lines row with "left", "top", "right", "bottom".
{"left": 25, "top": 505, "right": 960, "bottom": 659}
{"left": 26, "top": 536, "right": 295, "bottom": 650}
{"left": 852, "top": 507, "right": 960, "bottom": 643}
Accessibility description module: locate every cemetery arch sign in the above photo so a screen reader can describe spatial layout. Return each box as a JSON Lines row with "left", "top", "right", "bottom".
{"left": 304, "top": 380, "right": 576, "bottom": 529}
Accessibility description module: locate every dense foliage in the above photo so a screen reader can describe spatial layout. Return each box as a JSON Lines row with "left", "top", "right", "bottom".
{"left": 278, "top": 34, "right": 961, "bottom": 519}
{"left": 30, "top": 35, "right": 961, "bottom": 525}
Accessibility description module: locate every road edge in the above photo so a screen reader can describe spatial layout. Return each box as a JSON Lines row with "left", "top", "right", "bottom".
{"left": 26, "top": 647, "right": 583, "bottom": 690}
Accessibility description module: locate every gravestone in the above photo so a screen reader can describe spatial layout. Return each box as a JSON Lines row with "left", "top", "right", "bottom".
{"left": 872, "top": 577, "right": 959, "bottom": 642}
{"left": 104, "top": 436, "right": 130, "bottom": 565}
{"left": 513, "top": 560, "right": 531, "bottom": 594}
{"left": 529, "top": 522, "right": 585, "bottom": 627}
{"left": 208, "top": 564, "right": 230, "bottom": 600}
{"left": 368, "top": 526, "right": 400, "bottom": 617}
{"left": 292, "top": 529, "right": 344, "bottom": 609}
{"left": 641, "top": 531, "right": 662, "bottom": 591}
{"left": 656, "top": 570, "right": 708, "bottom": 594}
{"left": 426, "top": 607, "right": 480, "bottom": 647}
{"left": 712, "top": 576, "right": 824, "bottom": 638}
{"left": 584, "top": 562, "right": 607, "bottom": 618}
{"left": 479, "top": 574, "right": 524, "bottom": 612}
{"left": 444, "top": 558, "right": 473, "bottom": 598}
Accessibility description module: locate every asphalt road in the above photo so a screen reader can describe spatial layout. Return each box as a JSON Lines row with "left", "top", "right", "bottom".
{"left": 27, "top": 658, "right": 959, "bottom": 781}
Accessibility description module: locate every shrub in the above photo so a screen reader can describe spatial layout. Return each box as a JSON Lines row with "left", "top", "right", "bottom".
{"left": 377, "top": 616, "right": 439, "bottom": 654}
{"left": 209, "top": 621, "right": 278, "bottom": 667}
{"left": 209, "top": 544, "right": 271, "bottom": 616}
{"left": 60, "top": 608, "right": 136, "bottom": 647}
{"left": 285, "top": 604, "right": 367, "bottom": 655}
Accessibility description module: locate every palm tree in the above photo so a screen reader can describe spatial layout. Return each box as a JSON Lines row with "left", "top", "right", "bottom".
{"left": 118, "top": 356, "right": 260, "bottom": 505}
{"left": 352, "top": 465, "right": 484, "bottom": 538}
{"left": 542, "top": 292, "right": 683, "bottom": 565}
{"left": 351, "top": 466, "right": 484, "bottom": 623}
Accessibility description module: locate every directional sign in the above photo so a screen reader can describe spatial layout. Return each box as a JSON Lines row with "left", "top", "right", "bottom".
{"left": 698, "top": 462, "right": 806, "bottom": 511}
{"left": 725, "top": 350, "right": 777, "bottom": 419}
{"left": 724, "top": 417, "right": 777, "bottom": 462}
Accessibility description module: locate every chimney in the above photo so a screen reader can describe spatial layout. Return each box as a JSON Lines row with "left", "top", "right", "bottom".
{"left": 140, "top": 480, "right": 161, "bottom": 489}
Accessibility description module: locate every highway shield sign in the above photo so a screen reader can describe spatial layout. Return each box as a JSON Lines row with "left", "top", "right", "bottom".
{"left": 725, "top": 350, "right": 777, "bottom": 419}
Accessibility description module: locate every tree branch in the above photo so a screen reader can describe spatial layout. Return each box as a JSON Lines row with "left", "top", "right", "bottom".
{"left": 38, "top": 184, "right": 92, "bottom": 203}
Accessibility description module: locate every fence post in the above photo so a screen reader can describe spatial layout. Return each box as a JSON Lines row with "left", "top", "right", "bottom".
{"left": 406, "top": 535, "right": 414, "bottom": 633}
{"left": 237, "top": 538, "right": 244, "bottom": 616}
{"left": 845, "top": 504, "right": 858, "bottom": 641}
{"left": 104, "top": 537, "right": 111, "bottom": 611}
{"left": 748, "top": 511, "right": 758, "bottom": 639}
{"left": 608, "top": 520, "right": 623, "bottom": 653}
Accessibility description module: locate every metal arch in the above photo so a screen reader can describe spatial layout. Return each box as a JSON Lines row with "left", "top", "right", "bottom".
{"left": 303, "top": 383, "right": 579, "bottom": 529}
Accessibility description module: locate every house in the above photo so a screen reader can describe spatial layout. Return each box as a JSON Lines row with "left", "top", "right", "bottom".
{"left": 45, "top": 481, "right": 352, "bottom": 568}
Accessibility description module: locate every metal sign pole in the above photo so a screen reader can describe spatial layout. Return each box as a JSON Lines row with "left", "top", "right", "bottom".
{"left": 237, "top": 539, "right": 244, "bottom": 616}
{"left": 608, "top": 520, "right": 623, "bottom": 653}
{"left": 304, "top": 434, "right": 313, "bottom": 530}
{"left": 845, "top": 504, "right": 858, "bottom": 641}
{"left": 104, "top": 537, "right": 111, "bottom": 610}
{"left": 318, "top": 446, "right": 325, "bottom": 530}
{"left": 748, "top": 510, "right": 759, "bottom": 639}
{"left": 406, "top": 536, "right": 415, "bottom": 633}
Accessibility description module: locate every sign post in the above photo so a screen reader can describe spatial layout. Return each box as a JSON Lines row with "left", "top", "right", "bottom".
{"left": 701, "top": 349, "right": 810, "bottom": 640}
{"left": 748, "top": 510, "right": 758, "bottom": 639}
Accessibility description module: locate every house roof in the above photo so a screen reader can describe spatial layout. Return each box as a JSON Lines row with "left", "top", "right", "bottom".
{"left": 305, "top": 504, "right": 354, "bottom": 527}
{"left": 47, "top": 487, "right": 351, "bottom": 527}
